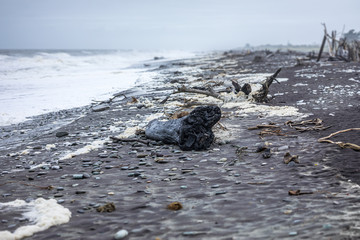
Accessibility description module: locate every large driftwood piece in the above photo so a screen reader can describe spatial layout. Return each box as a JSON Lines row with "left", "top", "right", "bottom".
{"left": 145, "top": 105, "right": 221, "bottom": 150}
{"left": 318, "top": 128, "right": 360, "bottom": 151}
{"left": 175, "top": 85, "right": 221, "bottom": 99}
{"left": 252, "top": 68, "right": 282, "bottom": 103}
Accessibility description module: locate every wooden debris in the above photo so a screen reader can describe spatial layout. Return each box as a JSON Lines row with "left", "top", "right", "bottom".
{"left": 288, "top": 190, "right": 313, "bottom": 196}
{"left": 128, "top": 96, "right": 138, "bottom": 104}
{"left": 284, "top": 152, "right": 299, "bottom": 164}
{"left": 170, "top": 110, "right": 189, "bottom": 119}
{"left": 97, "top": 202, "right": 116, "bottom": 212}
{"left": 252, "top": 68, "right": 282, "bottom": 103}
{"left": 259, "top": 129, "right": 285, "bottom": 137}
{"left": 175, "top": 85, "right": 222, "bottom": 100}
{"left": 286, "top": 118, "right": 331, "bottom": 132}
{"left": 318, "top": 128, "right": 360, "bottom": 151}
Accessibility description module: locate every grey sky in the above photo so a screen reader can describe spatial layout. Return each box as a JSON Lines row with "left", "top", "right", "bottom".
{"left": 0, "top": 0, "right": 359, "bottom": 50}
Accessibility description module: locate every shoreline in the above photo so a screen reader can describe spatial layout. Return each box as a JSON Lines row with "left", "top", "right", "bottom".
{"left": 1, "top": 50, "right": 360, "bottom": 239}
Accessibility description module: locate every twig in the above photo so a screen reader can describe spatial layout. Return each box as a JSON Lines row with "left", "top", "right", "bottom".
{"left": 318, "top": 128, "right": 360, "bottom": 151}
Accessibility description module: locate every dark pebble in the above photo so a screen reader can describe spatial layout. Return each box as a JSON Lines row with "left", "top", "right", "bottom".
{"left": 56, "top": 132, "right": 69, "bottom": 138}
{"left": 75, "top": 190, "right": 87, "bottom": 194}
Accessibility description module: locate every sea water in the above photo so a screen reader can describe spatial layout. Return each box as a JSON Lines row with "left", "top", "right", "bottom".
{"left": 0, "top": 49, "right": 194, "bottom": 126}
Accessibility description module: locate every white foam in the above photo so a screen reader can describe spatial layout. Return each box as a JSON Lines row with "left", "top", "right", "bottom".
{"left": 223, "top": 101, "right": 306, "bottom": 118}
{"left": 0, "top": 198, "right": 71, "bottom": 240}
{"left": 60, "top": 139, "right": 106, "bottom": 160}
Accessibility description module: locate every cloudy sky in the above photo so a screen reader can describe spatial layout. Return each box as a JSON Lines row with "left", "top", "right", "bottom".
{"left": 0, "top": 0, "right": 359, "bottom": 50}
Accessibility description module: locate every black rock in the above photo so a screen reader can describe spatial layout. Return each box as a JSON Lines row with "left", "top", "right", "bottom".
{"left": 56, "top": 132, "right": 69, "bottom": 138}
{"left": 145, "top": 106, "right": 221, "bottom": 151}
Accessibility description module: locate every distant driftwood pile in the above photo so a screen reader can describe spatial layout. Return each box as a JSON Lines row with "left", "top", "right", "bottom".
{"left": 317, "top": 24, "right": 360, "bottom": 62}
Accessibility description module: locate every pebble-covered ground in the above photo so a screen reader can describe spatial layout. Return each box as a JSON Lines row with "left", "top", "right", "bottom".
{"left": 0, "top": 51, "right": 359, "bottom": 239}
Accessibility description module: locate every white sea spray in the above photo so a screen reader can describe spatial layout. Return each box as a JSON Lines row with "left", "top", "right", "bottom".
{"left": 0, "top": 198, "right": 71, "bottom": 240}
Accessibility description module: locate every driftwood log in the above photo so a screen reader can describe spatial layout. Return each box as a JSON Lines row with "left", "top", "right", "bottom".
{"left": 252, "top": 68, "right": 282, "bottom": 103}
{"left": 145, "top": 105, "right": 221, "bottom": 150}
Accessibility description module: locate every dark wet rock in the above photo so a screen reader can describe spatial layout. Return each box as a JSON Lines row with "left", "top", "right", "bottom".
{"left": 83, "top": 173, "right": 91, "bottom": 178}
{"left": 56, "top": 131, "right": 69, "bottom": 138}
{"left": 75, "top": 190, "right": 87, "bottom": 194}
{"left": 262, "top": 148, "right": 272, "bottom": 159}
{"left": 145, "top": 106, "right": 221, "bottom": 151}
{"left": 241, "top": 83, "right": 252, "bottom": 95}
{"left": 92, "top": 104, "right": 110, "bottom": 112}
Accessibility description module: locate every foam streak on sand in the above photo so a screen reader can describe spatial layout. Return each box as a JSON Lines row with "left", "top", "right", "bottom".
{"left": 0, "top": 198, "right": 71, "bottom": 240}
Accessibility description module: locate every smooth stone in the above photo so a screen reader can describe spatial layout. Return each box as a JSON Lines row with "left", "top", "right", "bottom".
{"left": 75, "top": 190, "right": 87, "bottom": 194}
{"left": 57, "top": 199, "right": 65, "bottom": 204}
{"left": 114, "top": 229, "right": 128, "bottom": 239}
{"left": 323, "top": 224, "right": 332, "bottom": 230}
{"left": 211, "top": 184, "right": 220, "bottom": 188}
{"left": 289, "top": 231, "right": 298, "bottom": 236}
{"left": 278, "top": 145, "right": 289, "bottom": 151}
{"left": 51, "top": 166, "right": 61, "bottom": 170}
{"left": 56, "top": 132, "right": 69, "bottom": 138}
{"left": 83, "top": 173, "right": 91, "bottom": 178}
{"left": 180, "top": 185, "right": 188, "bottom": 189}
{"left": 92, "top": 104, "right": 110, "bottom": 112}
{"left": 215, "top": 191, "right": 227, "bottom": 195}
{"left": 73, "top": 174, "right": 84, "bottom": 179}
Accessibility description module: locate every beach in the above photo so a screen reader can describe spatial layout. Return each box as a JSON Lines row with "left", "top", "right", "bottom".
{"left": 0, "top": 50, "right": 360, "bottom": 239}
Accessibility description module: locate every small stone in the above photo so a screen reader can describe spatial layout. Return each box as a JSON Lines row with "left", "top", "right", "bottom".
{"left": 75, "top": 190, "right": 87, "bottom": 194}
{"left": 83, "top": 173, "right": 91, "bottom": 178}
{"left": 180, "top": 185, "right": 188, "bottom": 189}
{"left": 51, "top": 166, "right": 61, "bottom": 170}
{"left": 182, "top": 231, "right": 204, "bottom": 236}
{"left": 56, "top": 132, "right": 69, "bottom": 138}
{"left": 323, "top": 224, "right": 332, "bottom": 230}
{"left": 215, "top": 191, "right": 227, "bottom": 195}
{"left": 114, "top": 229, "right": 128, "bottom": 239}
{"left": 92, "top": 104, "right": 110, "bottom": 112}
{"left": 278, "top": 145, "right": 289, "bottom": 151}
{"left": 73, "top": 174, "right": 84, "bottom": 179}
{"left": 211, "top": 184, "right": 220, "bottom": 188}
{"left": 293, "top": 220, "right": 302, "bottom": 225}
{"left": 167, "top": 201, "right": 182, "bottom": 210}
{"left": 288, "top": 231, "right": 297, "bottom": 236}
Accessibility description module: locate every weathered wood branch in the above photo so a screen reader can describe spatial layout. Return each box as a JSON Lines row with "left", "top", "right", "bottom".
{"left": 175, "top": 85, "right": 222, "bottom": 99}
{"left": 252, "top": 68, "right": 282, "bottom": 103}
{"left": 318, "top": 128, "right": 360, "bottom": 151}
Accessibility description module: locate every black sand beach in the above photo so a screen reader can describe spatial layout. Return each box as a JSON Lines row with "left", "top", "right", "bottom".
{"left": 0, "top": 50, "right": 360, "bottom": 239}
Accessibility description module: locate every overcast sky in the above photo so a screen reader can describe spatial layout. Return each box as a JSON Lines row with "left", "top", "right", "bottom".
{"left": 0, "top": 0, "right": 359, "bottom": 50}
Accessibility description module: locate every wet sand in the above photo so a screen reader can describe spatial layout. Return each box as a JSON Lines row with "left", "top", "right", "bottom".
{"left": 0, "top": 50, "right": 359, "bottom": 239}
